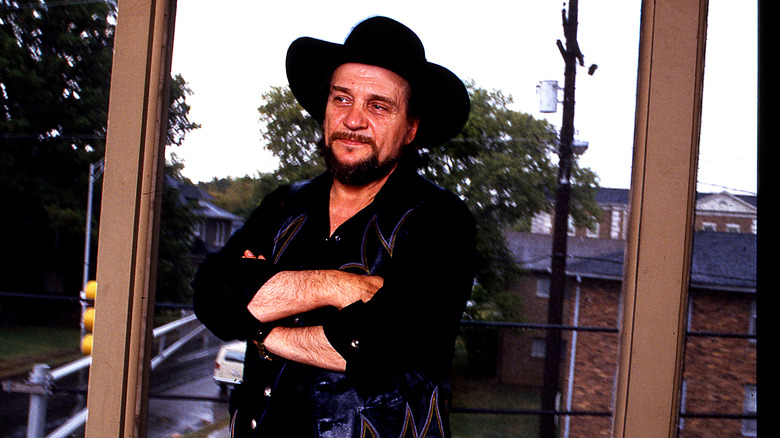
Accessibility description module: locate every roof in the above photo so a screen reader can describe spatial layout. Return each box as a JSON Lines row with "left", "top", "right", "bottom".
{"left": 689, "top": 231, "right": 756, "bottom": 290}
{"left": 505, "top": 232, "right": 625, "bottom": 278}
{"left": 595, "top": 187, "right": 630, "bottom": 205}
{"left": 164, "top": 174, "right": 244, "bottom": 222}
{"left": 506, "top": 230, "right": 756, "bottom": 292}
{"left": 696, "top": 192, "right": 757, "bottom": 214}
{"left": 195, "top": 199, "right": 244, "bottom": 222}
{"left": 164, "top": 174, "right": 214, "bottom": 201}
{"left": 593, "top": 187, "right": 757, "bottom": 210}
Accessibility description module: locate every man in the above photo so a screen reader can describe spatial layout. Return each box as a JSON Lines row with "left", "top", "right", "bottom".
{"left": 193, "top": 16, "right": 475, "bottom": 437}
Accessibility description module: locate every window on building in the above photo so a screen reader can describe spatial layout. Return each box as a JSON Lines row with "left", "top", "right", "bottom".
{"left": 215, "top": 221, "right": 227, "bottom": 246}
{"left": 532, "top": 212, "right": 553, "bottom": 234}
{"left": 610, "top": 210, "right": 622, "bottom": 239}
{"left": 701, "top": 222, "right": 717, "bottom": 232}
{"left": 536, "top": 277, "right": 550, "bottom": 298}
{"left": 531, "top": 338, "right": 546, "bottom": 358}
{"left": 749, "top": 299, "right": 757, "bottom": 339}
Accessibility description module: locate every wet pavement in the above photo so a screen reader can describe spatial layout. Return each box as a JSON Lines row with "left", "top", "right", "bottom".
{"left": 1, "top": 330, "right": 233, "bottom": 438}
{"left": 148, "top": 372, "right": 230, "bottom": 437}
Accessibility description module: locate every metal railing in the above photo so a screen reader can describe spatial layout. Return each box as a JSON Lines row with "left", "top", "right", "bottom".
{"left": 3, "top": 311, "right": 757, "bottom": 437}
{"left": 2, "top": 314, "right": 204, "bottom": 438}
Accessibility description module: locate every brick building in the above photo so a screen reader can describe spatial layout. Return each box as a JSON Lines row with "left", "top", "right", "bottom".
{"left": 500, "top": 188, "right": 757, "bottom": 437}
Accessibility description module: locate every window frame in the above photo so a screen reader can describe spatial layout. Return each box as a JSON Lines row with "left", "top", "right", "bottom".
{"left": 82, "top": 1, "right": 733, "bottom": 437}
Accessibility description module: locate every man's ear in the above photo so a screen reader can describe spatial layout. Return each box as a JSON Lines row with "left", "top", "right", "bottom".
{"left": 405, "top": 118, "right": 419, "bottom": 145}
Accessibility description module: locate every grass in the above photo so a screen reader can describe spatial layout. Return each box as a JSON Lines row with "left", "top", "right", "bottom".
{"left": 0, "top": 315, "right": 177, "bottom": 379}
{"left": 449, "top": 348, "right": 540, "bottom": 438}
{"left": 0, "top": 326, "right": 83, "bottom": 379}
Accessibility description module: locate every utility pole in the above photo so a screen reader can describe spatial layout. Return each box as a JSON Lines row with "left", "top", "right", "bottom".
{"left": 540, "top": 1, "right": 586, "bottom": 437}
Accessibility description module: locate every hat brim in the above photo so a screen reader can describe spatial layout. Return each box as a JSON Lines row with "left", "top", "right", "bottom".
{"left": 286, "top": 36, "right": 470, "bottom": 147}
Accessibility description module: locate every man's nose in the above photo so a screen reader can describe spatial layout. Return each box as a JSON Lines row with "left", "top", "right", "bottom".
{"left": 343, "top": 105, "right": 368, "bottom": 130}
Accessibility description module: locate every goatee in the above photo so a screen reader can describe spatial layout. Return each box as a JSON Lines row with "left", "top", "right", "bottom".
{"left": 321, "top": 133, "right": 400, "bottom": 186}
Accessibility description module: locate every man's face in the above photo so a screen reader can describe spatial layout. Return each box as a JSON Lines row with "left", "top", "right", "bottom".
{"left": 322, "top": 63, "right": 419, "bottom": 186}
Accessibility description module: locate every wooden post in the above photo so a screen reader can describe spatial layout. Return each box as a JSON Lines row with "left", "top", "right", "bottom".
{"left": 613, "top": 0, "right": 708, "bottom": 436}
{"left": 84, "top": 0, "right": 177, "bottom": 436}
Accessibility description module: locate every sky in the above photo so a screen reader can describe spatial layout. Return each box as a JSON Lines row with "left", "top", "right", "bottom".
{"left": 169, "top": 1, "right": 757, "bottom": 195}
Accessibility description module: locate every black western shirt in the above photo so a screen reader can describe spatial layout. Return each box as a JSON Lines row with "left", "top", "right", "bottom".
{"left": 193, "top": 166, "right": 476, "bottom": 436}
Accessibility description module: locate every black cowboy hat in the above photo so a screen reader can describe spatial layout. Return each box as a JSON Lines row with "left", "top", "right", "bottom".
{"left": 285, "top": 16, "right": 470, "bottom": 147}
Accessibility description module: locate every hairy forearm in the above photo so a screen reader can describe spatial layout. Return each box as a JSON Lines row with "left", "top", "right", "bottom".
{"left": 247, "top": 270, "right": 383, "bottom": 323}
{"left": 263, "top": 325, "right": 346, "bottom": 372}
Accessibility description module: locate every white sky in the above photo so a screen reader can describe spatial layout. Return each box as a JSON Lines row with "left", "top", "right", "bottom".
{"left": 169, "top": 1, "right": 757, "bottom": 195}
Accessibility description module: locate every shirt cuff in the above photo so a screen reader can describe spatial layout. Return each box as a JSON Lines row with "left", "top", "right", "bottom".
{"left": 322, "top": 300, "right": 367, "bottom": 372}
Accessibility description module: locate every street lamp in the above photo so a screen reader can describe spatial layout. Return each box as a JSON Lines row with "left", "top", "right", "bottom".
{"left": 80, "top": 158, "right": 104, "bottom": 342}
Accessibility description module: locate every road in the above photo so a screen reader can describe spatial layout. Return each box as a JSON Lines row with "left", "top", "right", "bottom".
{"left": 147, "top": 344, "right": 231, "bottom": 437}
{"left": 0, "top": 328, "right": 232, "bottom": 438}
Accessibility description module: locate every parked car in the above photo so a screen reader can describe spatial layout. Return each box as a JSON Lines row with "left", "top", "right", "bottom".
{"left": 213, "top": 341, "right": 245, "bottom": 391}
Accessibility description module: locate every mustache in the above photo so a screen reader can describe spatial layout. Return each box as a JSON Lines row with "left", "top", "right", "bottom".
{"left": 328, "top": 132, "right": 376, "bottom": 148}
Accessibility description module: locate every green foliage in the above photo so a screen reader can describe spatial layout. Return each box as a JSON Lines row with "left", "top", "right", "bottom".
{"left": 168, "top": 73, "right": 201, "bottom": 146}
{"left": 199, "top": 175, "right": 264, "bottom": 219}
{"left": 156, "top": 165, "right": 198, "bottom": 304}
{"left": 0, "top": 1, "right": 200, "bottom": 305}
{"left": 420, "top": 83, "right": 559, "bottom": 224}
{"left": 258, "top": 85, "right": 325, "bottom": 180}
{"left": 1, "top": 0, "right": 116, "bottom": 294}
{"left": 420, "top": 82, "right": 601, "bottom": 300}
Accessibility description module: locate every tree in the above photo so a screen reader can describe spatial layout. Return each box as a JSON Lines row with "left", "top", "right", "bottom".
{"left": 155, "top": 74, "right": 202, "bottom": 305}
{"left": 257, "top": 85, "right": 324, "bottom": 182}
{"left": 167, "top": 73, "right": 201, "bottom": 147}
{"left": 1, "top": 0, "right": 116, "bottom": 300}
{"left": 198, "top": 174, "right": 270, "bottom": 220}
{"left": 156, "top": 161, "right": 198, "bottom": 305}
{"left": 0, "top": 1, "right": 199, "bottom": 308}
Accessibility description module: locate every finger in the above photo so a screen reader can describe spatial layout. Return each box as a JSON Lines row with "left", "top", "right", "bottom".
{"left": 242, "top": 250, "right": 267, "bottom": 260}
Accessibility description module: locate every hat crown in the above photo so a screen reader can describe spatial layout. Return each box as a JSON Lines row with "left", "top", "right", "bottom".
{"left": 341, "top": 17, "right": 426, "bottom": 82}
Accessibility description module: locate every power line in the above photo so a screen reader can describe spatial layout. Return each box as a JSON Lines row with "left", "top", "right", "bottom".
{"left": 697, "top": 181, "right": 756, "bottom": 196}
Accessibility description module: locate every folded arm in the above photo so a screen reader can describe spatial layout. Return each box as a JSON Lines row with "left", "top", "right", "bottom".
{"left": 243, "top": 250, "right": 382, "bottom": 370}
{"left": 263, "top": 325, "right": 347, "bottom": 372}
{"left": 246, "top": 261, "right": 383, "bottom": 323}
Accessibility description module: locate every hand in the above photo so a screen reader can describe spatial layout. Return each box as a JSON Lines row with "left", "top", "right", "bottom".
{"left": 242, "top": 250, "right": 266, "bottom": 260}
